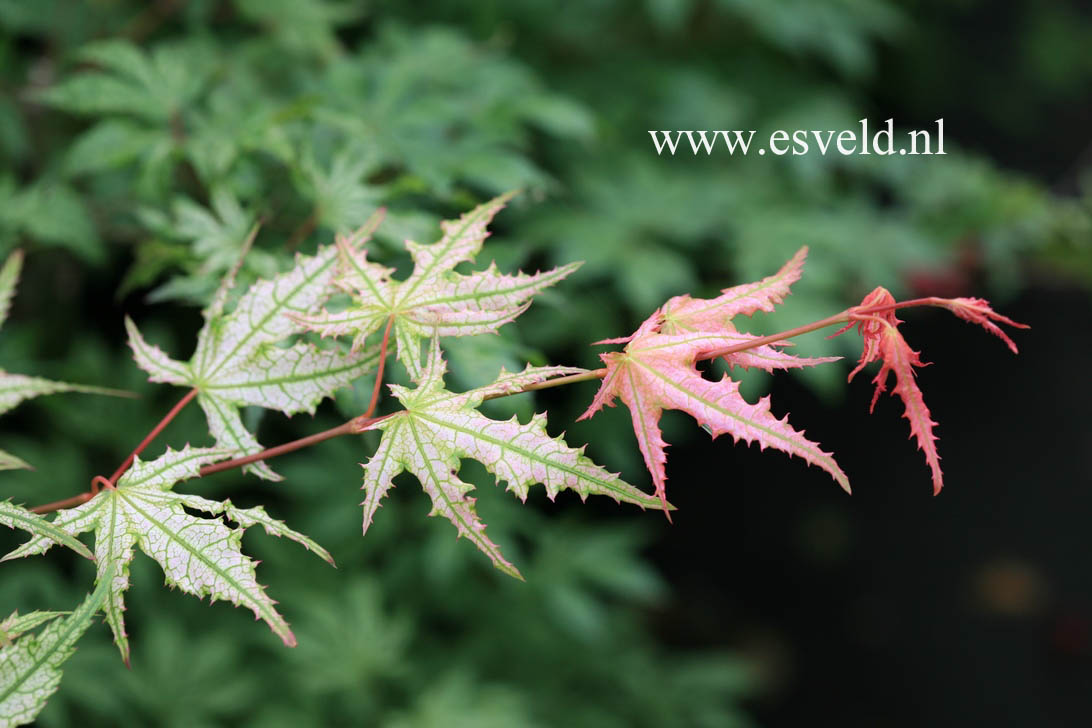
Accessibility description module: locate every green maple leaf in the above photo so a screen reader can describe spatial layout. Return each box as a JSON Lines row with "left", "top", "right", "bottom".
{"left": 2, "top": 447, "right": 333, "bottom": 664}
{"left": 358, "top": 338, "right": 662, "bottom": 580}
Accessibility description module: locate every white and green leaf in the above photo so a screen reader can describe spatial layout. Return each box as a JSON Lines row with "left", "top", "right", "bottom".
{"left": 0, "top": 568, "right": 111, "bottom": 727}
{"left": 0, "top": 612, "right": 66, "bottom": 647}
{"left": 167, "top": 493, "right": 335, "bottom": 566}
{"left": 298, "top": 193, "right": 578, "bottom": 378}
{"left": 126, "top": 223, "right": 381, "bottom": 478}
{"left": 2, "top": 448, "right": 333, "bottom": 663}
{"left": 196, "top": 393, "right": 282, "bottom": 481}
{"left": 0, "top": 501, "right": 94, "bottom": 561}
{"left": 359, "top": 339, "right": 660, "bottom": 579}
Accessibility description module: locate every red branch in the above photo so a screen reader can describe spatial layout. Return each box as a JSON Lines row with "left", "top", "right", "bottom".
{"left": 29, "top": 295, "right": 1018, "bottom": 515}
{"left": 363, "top": 316, "right": 394, "bottom": 419}
{"left": 30, "top": 492, "right": 92, "bottom": 515}
{"left": 198, "top": 420, "right": 359, "bottom": 477}
{"left": 107, "top": 388, "right": 198, "bottom": 484}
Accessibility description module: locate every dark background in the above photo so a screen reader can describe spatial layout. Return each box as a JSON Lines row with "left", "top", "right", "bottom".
{"left": 1, "top": 0, "right": 1090, "bottom": 725}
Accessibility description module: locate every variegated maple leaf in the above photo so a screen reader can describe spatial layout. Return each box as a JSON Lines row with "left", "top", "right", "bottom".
{"left": 658, "top": 246, "right": 835, "bottom": 372}
{"left": 0, "top": 250, "right": 126, "bottom": 470}
{"left": 296, "top": 193, "right": 579, "bottom": 381}
{"left": 125, "top": 223, "right": 381, "bottom": 479}
{"left": 0, "top": 571, "right": 111, "bottom": 727}
{"left": 2, "top": 447, "right": 333, "bottom": 664}
{"left": 0, "top": 500, "right": 94, "bottom": 562}
{"left": 358, "top": 338, "right": 661, "bottom": 579}
{"left": 0, "top": 611, "right": 67, "bottom": 648}
{"left": 837, "top": 286, "right": 1028, "bottom": 495}
{"left": 581, "top": 247, "right": 847, "bottom": 513}
{"left": 660, "top": 246, "right": 808, "bottom": 333}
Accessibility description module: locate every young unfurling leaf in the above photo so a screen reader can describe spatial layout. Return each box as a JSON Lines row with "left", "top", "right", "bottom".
{"left": 296, "top": 193, "right": 578, "bottom": 380}
{"left": 3, "top": 447, "right": 332, "bottom": 664}
{"left": 125, "top": 224, "right": 382, "bottom": 479}
{"left": 837, "top": 287, "right": 1028, "bottom": 494}
{"left": 358, "top": 338, "right": 661, "bottom": 579}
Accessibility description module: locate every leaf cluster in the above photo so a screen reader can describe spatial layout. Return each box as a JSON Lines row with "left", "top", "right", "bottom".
{"left": 0, "top": 2, "right": 1074, "bottom": 725}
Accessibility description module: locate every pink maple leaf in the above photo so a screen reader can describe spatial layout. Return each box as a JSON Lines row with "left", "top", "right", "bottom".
{"left": 581, "top": 247, "right": 848, "bottom": 516}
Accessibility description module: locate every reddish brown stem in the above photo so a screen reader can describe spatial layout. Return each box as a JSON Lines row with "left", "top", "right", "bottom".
{"left": 108, "top": 388, "right": 198, "bottom": 484}
{"left": 29, "top": 296, "right": 961, "bottom": 515}
{"left": 197, "top": 417, "right": 383, "bottom": 478}
{"left": 695, "top": 298, "right": 965, "bottom": 361}
{"left": 699, "top": 312, "right": 851, "bottom": 361}
{"left": 363, "top": 316, "right": 394, "bottom": 419}
{"left": 31, "top": 492, "right": 92, "bottom": 515}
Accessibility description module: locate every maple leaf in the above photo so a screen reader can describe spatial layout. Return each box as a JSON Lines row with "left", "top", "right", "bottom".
{"left": 0, "top": 612, "right": 67, "bottom": 648}
{"left": 0, "top": 249, "right": 130, "bottom": 470}
{"left": 0, "top": 500, "right": 94, "bottom": 562}
{"left": 125, "top": 222, "right": 382, "bottom": 479}
{"left": 658, "top": 247, "right": 837, "bottom": 373}
{"left": 660, "top": 246, "right": 808, "bottom": 332}
{"left": 358, "top": 338, "right": 661, "bottom": 579}
{"left": 0, "top": 568, "right": 111, "bottom": 727}
{"left": 939, "top": 297, "right": 1028, "bottom": 354}
{"left": 838, "top": 287, "right": 1028, "bottom": 495}
{"left": 581, "top": 328, "right": 848, "bottom": 513}
{"left": 296, "top": 193, "right": 579, "bottom": 380}
{"left": 582, "top": 247, "right": 847, "bottom": 513}
{"left": 2, "top": 447, "right": 332, "bottom": 663}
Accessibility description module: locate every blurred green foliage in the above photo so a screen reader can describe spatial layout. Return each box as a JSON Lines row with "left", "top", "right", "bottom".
{"left": 0, "top": 0, "right": 1088, "bottom": 724}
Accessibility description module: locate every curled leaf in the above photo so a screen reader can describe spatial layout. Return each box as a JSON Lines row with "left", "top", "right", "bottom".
{"left": 838, "top": 286, "right": 1026, "bottom": 495}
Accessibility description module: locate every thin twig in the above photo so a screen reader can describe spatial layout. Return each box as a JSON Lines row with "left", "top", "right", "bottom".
{"left": 31, "top": 492, "right": 92, "bottom": 515}
{"left": 363, "top": 316, "right": 394, "bottom": 419}
{"left": 30, "top": 296, "right": 964, "bottom": 514}
{"left": 107, "top": 388, "right": 198, "bottom": 484}
{"left": 693, "top": 298, "right": 970, "bottom": 361}
{"left": 698, "top": 312, "right": 851, "bottom": 361}
{"left": 199, "top": 419, "right": 362, "bottom": 477}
